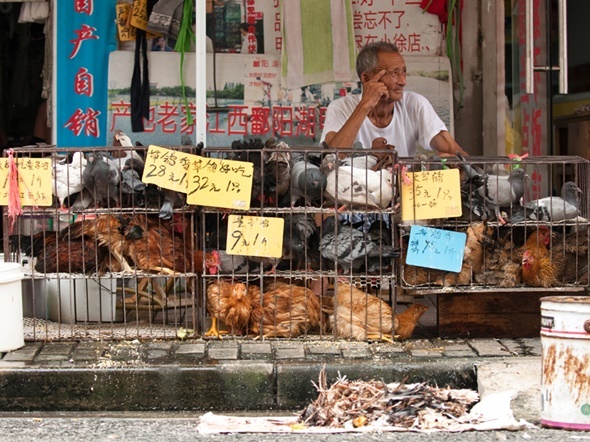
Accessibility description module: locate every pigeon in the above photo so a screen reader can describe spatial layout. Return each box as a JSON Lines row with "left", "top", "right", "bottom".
{"left": 264, "top": 141, "right": 291, "bottom": 206}
{"left": 159, "top": 189, "right": 186, "bottom": 220}
{"left": 319, "top": 216, "right": 400, "bottom": 273}
{"left": 111, "top": 129, "right": 143, "bottom": 170}
{"left": 472, "top": 167, "right": 528, "bottom": 224}
{"left": 525, "top": 181, "right": 582, "bottom": 222}
{"left": 323, "top": 153, "right": 393, "bottom": 210}
{"left": 52, "top": 151, "right": 87, "bottom": 210}
{"left": 120, "top": 158, "right": 146, "bottom": 196}
{"left": 82, "top": 151, "right": 121, "bottom": 207}
{"left": 290, "top": 150, "right": 326, "bottom": 207}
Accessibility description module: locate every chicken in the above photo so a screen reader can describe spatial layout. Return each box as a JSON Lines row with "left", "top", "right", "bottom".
{"left": 456, "top": 222, "right": 493, "bottom": 284}
{"left": 10, "top": 231, "right": 110, "bottom": 274}
{"left": 547, "top": 229, "right": 589, "bottom": 285}
{"left": 249, "top": 281, "right": 321, "bottom": 338}
{"left": 521, "top": 227, "right": 555, "bottom": 287}
{"left": 395, "top": 304, "right": 429, "bottom": 340}
{"left": 64, "top": 214, "right": 220, "bottom": 275}
{"left": 205, "top": 280, "right": 256, "bottom": 338}
{"left": 329, "top": 282, "right": 398, "bottom": 343}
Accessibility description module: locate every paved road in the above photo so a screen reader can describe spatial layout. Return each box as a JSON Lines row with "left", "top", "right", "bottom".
{"left": 0, "top": 413, "right": 576, "bottom": 442}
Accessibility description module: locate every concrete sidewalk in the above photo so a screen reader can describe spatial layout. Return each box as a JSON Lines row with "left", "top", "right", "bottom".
{"left": 0, "top": 337, "right": 543, "bottom": 422}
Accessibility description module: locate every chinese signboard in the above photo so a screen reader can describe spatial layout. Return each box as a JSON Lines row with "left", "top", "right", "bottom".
{"left": 405, "top": 225, "right": 466, "bottom": 272}
{"left": 56, "top": 0, "right": 117, "bottom": 147}
{"left": 400, "top": 169, "right": 462, "bottom": 221}
{"left": 0, "top": 158, "right": 52, "bottom": 206}
{"left": 226, "top": 214, "right": 284, "bottom": 258}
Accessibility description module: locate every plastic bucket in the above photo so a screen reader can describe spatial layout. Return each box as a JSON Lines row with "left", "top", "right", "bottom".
{"left": 540, "top": 296, "right": 590, "bottom": 430}
{"left": 0, "top": 263, "right": 25, "bottom": 352}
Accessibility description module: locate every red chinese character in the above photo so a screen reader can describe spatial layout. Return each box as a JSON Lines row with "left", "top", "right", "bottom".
{"left": 109, "top": 100, "right": 131, "bottom": 131}
{"left": 227, "top": 105, "right": 249, "bottom": 135}
{"left": 64, "top": 108, "right": 101, "bottom": 137}
{"left": 250, "top": 107, "right": 271, "bottom": 135}
{"left": 180, "top": 102, "right": 197, "bottom": 133}
{"left": 207, "top": 111, "right": 225, "bottom": 134}
{"left": 69, "top": 24, "right": 99, "bottom": 59}
{"left": 74, "top": 0, "right": 94, "bottom": 15}
{"left": 74, "top": 67, "right": 94, "bottom": 97}
{"left": 408, "top": 33, "right": 422, "bottom": 53}
{"left": 273, "top": 106, "right": 293, "bottom": 137}
{"left": 156, "top": 101, "right": 179, "bottom": 133}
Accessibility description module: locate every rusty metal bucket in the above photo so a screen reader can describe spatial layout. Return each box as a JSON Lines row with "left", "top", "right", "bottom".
{"left": 541, "top": 296, "right": 590, "bottom": 430}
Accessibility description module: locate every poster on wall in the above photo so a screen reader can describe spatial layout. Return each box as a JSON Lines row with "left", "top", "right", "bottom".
{"left": 55, "top": 0, "right": 117, "bottom": 147}
{"left": 107, "top": 51, "right": 451, "bottom": 148}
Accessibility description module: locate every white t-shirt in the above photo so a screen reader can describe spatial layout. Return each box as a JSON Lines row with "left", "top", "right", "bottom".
{"left": 319, "top": 91, "right": 447, "bottom": 157}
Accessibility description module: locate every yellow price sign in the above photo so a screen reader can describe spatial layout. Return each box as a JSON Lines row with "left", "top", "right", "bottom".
{"left": 116, "top": 4, "right": 137, "bottom": 42}
{"left": 0, "top": 158, "right": 52, "bottom": 206}
{"left": 186, "top": 157, "right": 253, "bottom": 210}
{"left": 142, "top": 145, "right": 198, "bottom": 193}
{"left": 226, "top": 215, "right": 284, "bottom": 258}
{"left": 401, "top": 169, "right": 462, "bottom": 221}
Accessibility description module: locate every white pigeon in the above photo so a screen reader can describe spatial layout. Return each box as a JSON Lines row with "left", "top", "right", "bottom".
{"left": 324, "top": 162, "right": 393, "bottom": 209}
{"left": 52, "top": 151, "right": 87, "bottom": 210}
{"left": 111, "top": 129, "right": 143, "bottom": 170}
{"left": 526, "top": 181, "right": 582, "bottom": 222}
{"left": 473, "top": 167, "right": 528, "bottom": 224}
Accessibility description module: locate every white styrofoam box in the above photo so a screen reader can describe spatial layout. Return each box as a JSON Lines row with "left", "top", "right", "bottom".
{"left": 47, "top": 277, "right": 120, "bottom": 324}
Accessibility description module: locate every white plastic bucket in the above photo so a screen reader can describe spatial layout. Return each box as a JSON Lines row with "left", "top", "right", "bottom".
{"left": 47, "top": 277, "right": 119, "bottom": 323}
{"left": 540, "top": 296, "right": 590, "bottom": 430}
{"left": 0, "top": 263, "right": 25, "bottom": 352}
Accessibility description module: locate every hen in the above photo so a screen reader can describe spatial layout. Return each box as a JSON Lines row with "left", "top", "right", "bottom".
{"left": 521, "top": 227, "right": 555, "bottom": 287}
{"left": 10, "top": 231, "right": 110, "bottom": 274}
{"left": 249, "top": 281, "right": 321, "bottom": 338}
{"left": 395, "top": 304, "right": 430, "bottom": 340}
{"left": 205, "top": 280, "right": 257, "bottom": 338}
{"left": 329, "top": 282, "right": 398, "bottom": 343}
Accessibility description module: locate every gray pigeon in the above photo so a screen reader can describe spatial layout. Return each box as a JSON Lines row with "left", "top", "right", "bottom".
{"left": 526, "top": 181, "right": 582, "bottom": 222}
{"left": 290, "top": 151, "right": 326, "bottom": 206}
{"left": 319, "top": 216, "right": 400, "bottom": 273}
{"left": 82, "top": 152, "right": 121, "bottom": 207}
{"left": 474, "top": 167, "right": 528, "bottom": 224}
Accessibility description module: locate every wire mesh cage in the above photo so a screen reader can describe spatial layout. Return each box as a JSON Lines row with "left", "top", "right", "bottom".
{"left": 199, "top": 142, "right": 405, "bottom": 341}
{"left": 4, "top": 145, "right": 201, "bottom": 341}
{"left": 398, "top": 155, "right": 590, "bottom": 292}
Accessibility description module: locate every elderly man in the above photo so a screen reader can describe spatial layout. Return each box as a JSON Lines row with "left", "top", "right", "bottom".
{"left": 320, "top": 41, "right": 467, "bottom": 157}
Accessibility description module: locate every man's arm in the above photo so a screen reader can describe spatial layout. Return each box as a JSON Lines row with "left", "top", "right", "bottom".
{"left": 430, "top": 130, "right": 468, "bottom": 156}
{"left": 324, "top": 71, "right": 389, "bottom": 149}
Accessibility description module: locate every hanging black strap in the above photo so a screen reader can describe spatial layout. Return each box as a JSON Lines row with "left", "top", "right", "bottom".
{"left": 130, "top": 0, "right": 157, "bottom": 132}
{"left": 130, "top": 29, "right": 148, "bottom": 132}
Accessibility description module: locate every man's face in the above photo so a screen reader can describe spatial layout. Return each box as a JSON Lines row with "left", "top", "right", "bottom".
{"left": 369, "top": 52, "right": 407, "bottom": 102}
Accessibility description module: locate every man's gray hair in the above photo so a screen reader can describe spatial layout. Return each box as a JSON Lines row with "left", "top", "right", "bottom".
{"left": 356, "top": 42, "right": 400, "bottom": 79}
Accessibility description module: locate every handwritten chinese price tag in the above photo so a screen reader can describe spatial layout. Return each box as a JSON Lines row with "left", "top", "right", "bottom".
{"left": 0, "top": 158, "right": 52, "bottom": 206}
{"left": 186, "top": 157, "right": 253, "bottom": 210}
{"left": 226, "top": 215, "right": 284, "bottom": 258}
{"left": 142, "top": 145, "right": 197, "bottom": 193}
{"left": 401, "top": 169, "right": 462, "bottom": 221}
{"left": 405, "top": 226, "right": 466, "bottom": 273}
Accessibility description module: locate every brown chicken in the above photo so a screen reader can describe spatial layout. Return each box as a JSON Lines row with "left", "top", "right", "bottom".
{"left": 64, "top": 214, "right": 220, "bottom": 275}
{"left": 546, "top": 229, "right": 589, "bottom": 285}
{"left": 10, "top": 231, "right": 111, "bottom": 274}
{"left": 521, "top": 227, "right": 555, "bottom": 287}
{"left": 205, "top": 280, "right": 256, "bottom": 338}
{"left": 403, "top": 222, "right": 492, "bottom": 287}
{"left": 249, "top": 281, "right": 321, "bottom": 338}
{"left": 395, "top": 304, "right": 430, "bottom": 340}
{"left": 329, "top": 282, "right": 398, "bottom": 343}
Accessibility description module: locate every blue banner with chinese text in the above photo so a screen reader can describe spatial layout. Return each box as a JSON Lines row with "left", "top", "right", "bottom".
{"left": 56, "top": 0, "right": 117, "bottom": 147}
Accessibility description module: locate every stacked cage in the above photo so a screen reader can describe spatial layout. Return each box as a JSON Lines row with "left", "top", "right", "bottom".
{"left": 398, "top": 155, "right": 590, "bottom": 294}
{"left": 201, "top": 139, "right": 407, "bottom": 342}
{"left": 4, "top": 144, "right": 201, "bottom": 341}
